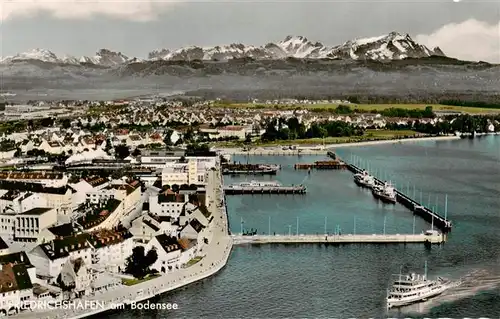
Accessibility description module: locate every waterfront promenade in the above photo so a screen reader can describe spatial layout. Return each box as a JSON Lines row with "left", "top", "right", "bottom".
{"left": 14, "top": 169, "right": 233, "bottom": 319}
{"left": 232, "top": 232, "right": 446, "bottom": 245}
{"left": 218, "top": 135, "right": 460, "bottom": 155}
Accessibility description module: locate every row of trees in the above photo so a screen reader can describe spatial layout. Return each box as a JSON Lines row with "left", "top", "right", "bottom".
{"left": 261, "top": 117, "right": 364, "bottom": 142}
{"left": 308, "top": 105, "right": 435, "bottom": 118}
{"left": 387, "top": 114, "right": 499, "bottom": 134}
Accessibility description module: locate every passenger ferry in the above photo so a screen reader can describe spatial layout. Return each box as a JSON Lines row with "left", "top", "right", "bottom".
{"left": 387, "top": 261, "right": 453, "bottom": 309}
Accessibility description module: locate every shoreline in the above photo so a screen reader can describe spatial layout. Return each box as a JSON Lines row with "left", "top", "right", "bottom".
{"left": 14, "top": 169, "right": 233, "bottom": 319}
{"left": 217, "top": 135, "right": 461, "bottom": 155}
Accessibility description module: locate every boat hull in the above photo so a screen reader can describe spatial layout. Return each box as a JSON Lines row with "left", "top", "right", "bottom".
{"left": 387, "top": 286, "right": 448, "bottom": 309}
{"left": 378, "top": 194, "right": 397, "bottom": 204}
{"left": 354, "top": 179, "right": 373, "bottom": 188}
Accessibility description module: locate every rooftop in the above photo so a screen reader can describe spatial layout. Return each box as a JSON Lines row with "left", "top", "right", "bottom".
{"left": 158, "top": 193, "right": 185, "bottom": 203}
{"left": 84, "top": 176, "right": 109, "bottom": 187}
{"left": 77, "top": 198, "right": 122, "bottom": 230}
{"left": 20, "top": 207, "right": 53, "bottom": 216}
{"left": 155, "top": 234, "right": 182, "bottom": 254}
{"left": 48, "top": 223, "right": 79, "bottom": 238}
{"left": 89, "top": 227, "right": 132, "bottom": 249}
{"left": 40, "top": 233, "right": 91, "bottom": 260}
{"left": 0, "top": 180, "right": 70, "bottom": 195}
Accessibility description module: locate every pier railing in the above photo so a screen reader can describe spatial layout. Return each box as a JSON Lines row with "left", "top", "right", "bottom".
{"left": 232, "top": 233, "right": 445, "bottom": 245}
{"left": 345, "top": 163, "right": 452, "bottom": 232}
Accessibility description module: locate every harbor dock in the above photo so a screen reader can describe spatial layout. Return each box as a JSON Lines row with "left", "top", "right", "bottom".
{"left": 294, "top": 160, "right": 346, "bottom": 170}
{"left": 232, "top": 232, "right": 446, "bottom": 245}
{"left": 345, "top": 162, "right": 452, "bottom": 232}
{"left": 222, "top": 163, "right": 280, "bottom": 175}
{"left": 224, "top": 185, "right": 306, "bottom": 195}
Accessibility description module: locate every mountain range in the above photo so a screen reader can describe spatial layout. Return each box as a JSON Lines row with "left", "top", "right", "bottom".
{"left": 0, "top": 32, "right": 446, "bottom": 67}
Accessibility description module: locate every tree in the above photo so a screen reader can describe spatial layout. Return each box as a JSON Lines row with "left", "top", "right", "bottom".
{"left": 244, "top": 134, "right": 252, "bottom": 144}
{"left": 163, "top": 130, "right": 173, "bottom": 146}
{"left": 61, "top": 118, "right": 71, "bottom": 129}
{"left": 131, "top": 148, "right": 141, "bottom": 157}
{"left": 114, "top": 145, "right": 130, "bottom": 159}
{"left": 40, "top": 117, "right": 54, "bottom": 127}
{"left": 124, "top": 246, "right": 158, "bottom": 279}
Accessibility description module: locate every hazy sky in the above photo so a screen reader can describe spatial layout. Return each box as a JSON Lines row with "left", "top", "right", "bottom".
{"left": 1, "top": 0, "right": 499, "bottom": 62}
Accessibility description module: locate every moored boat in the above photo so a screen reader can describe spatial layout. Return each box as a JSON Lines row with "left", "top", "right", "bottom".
{"left": 378, "top": 181, "right": 397, "bottom": 204}
{"left": 387, "top": 261, "right": 455, "bottom": 309}
{"left": 354, "top": 170, "right": 375, "bottom": 188}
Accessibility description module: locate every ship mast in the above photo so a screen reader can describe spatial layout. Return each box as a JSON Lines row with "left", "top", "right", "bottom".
{"left": 424, "top": 260, "right": 428, "bottom": 280}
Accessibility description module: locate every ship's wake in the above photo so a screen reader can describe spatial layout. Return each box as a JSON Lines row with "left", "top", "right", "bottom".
{"left": 394, "top": 268, "right": 500, "bottom": 315}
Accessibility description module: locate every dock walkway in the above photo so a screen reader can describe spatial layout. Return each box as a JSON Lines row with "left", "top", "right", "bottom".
{"left": 224, "top": 185, "right": 306, "bottom": 194}
{"left": 345, "top": 163, "right": 452, "bottom": 232}
{"left": 232, "top": 233, "right": 445, "bottom": 245}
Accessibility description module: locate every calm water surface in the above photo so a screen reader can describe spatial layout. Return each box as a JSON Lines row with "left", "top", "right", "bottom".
{"left": 110, "top": 136, "right": 500, "bottom": 318}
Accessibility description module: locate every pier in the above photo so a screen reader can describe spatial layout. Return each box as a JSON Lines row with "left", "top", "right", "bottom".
{"left": 345, "top": 162, "right": 452, "bottom": 232}
{"left": 222, "top": 163, "right": 280, "bottom": 175}
{"left": 294, "top": 160, "right": 346, "bottom": 170}
{"left": 224, "top": 185, "right": 306, "bottom": 195}
{"left": 232, "top": 232, "right": 446, "bottom": 245}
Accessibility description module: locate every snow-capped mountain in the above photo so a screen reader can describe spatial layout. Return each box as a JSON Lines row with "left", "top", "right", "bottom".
{"left": 1, "top": 48, "right": 62, "bottom": 64}
{"left": 145, "top": 33, "right": 444, "bottom": 61}
{"left": 0, "top": 32, "right": 446, "bottom": 67}
{"left": 327, "top": 32, "right": 444, "bottom": 60}
{"left": 79, "top": 49, "right": 132, "bottom": 66}
{"left": 275, "top": 35, "right": 329, "bottom": 59}
{"left": 0, "top": 48, "right": 138, "bottom": 66}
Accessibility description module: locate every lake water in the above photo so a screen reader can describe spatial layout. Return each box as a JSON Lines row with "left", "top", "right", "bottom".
{"left": 113, "top": 136, "right": 500, "bottom": 318}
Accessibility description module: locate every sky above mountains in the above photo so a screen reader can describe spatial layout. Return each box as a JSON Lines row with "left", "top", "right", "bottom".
{"left": 1, "top": 0, "right": 499, "bottom": 62}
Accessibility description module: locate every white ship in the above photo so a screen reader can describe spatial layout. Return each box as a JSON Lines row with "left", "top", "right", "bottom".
{"left": 373, "top": 181, "right": 397, "bottom": 204}
{"left": 386, "top": 261, "right": 453, "bottom": 309}
{"left": 228, "top": 181, "right": 282, "bottom": 188}
{"left": 353, "top": 170, "right": 375, "bottom": 188}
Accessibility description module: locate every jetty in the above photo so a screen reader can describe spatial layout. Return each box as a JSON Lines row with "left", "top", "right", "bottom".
{"left": 345, "top": 162, "right": 452, "bottom": 232}
{"left": 221, "top": 148, "right": 328, "bottom": 156}
{"left": 222, "top": 163, "right": 280, "bottom": 175}
{"left": 294, "top": 160, "right": 346, "bottom": 170}
{"left": 224, "top": 184, "right": 306, "bottom": 195}
{"left": 232, "top": 232, "right": 445, "bottom": 245}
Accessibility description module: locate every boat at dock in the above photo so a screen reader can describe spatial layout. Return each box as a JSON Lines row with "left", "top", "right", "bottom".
{"left": 353, "top": 170, "right": 375, "bottom": 188}
{"left": 222, "top": 163, "right": 280, "bottom": 175}
{"left": 387, "top": 261, "right": 455, "bottom": 309}
{"left": 235, "top": 181, "right": 282, "bottom": 188}
{"left": 224, "top": 180, "right": 306, "bottom": 194}
{"left": 372, "top": 181, "right": 397, "bottom": 204}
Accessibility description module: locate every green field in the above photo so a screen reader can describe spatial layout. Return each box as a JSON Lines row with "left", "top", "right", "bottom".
{"left": 212, "top": 102, "right": 500, "bottom": 114}
{"left": 184, "top": 256, "right": 203, "bottom": 267}
{"left": 212, "top": 129, "right": 421, "bottom": 147}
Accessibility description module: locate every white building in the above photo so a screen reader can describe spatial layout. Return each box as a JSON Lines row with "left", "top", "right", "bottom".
{"left": 159, "top": 157, "right": 218, "bottom": 186}
{"left": 69, "top": 176, "right": 110, "bottom": 208}
{"left": 58, "top": 258, "right": 91, "bottom": 298}
{"left": 199, "top": 125, "right": 251, "bottom": 140}
{"left": 0, "top": 263, "right": 34, "bottom": 315}
{"left": 0, "top": 172, "right": 68, "bottom": 188}
{"left": 88, "top": 228, "right": 133, "bottom": 273}
{"left": 29, "top": 233, "right": 93, "bottom": 284}
{"left": 147, "top": 234, "right": 197, "bottom": 274}
{"left": 149, "top": 192, "right": 188, "bottom": 218}
{"left": 0, "top": 183, "right": 75, "bottom": 219}
{"left": 14, "top": 207, "right": 57, "bottom": 242}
